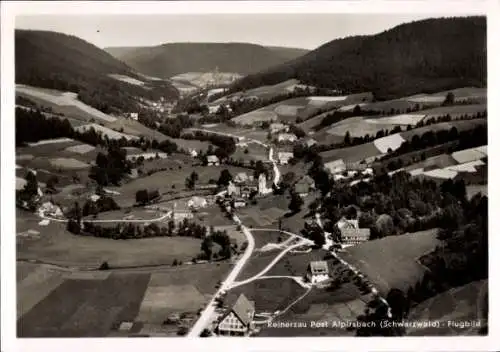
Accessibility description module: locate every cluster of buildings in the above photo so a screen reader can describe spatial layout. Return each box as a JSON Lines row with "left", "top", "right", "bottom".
{"left": 215, "top": 259, "right": 332, "bottom": 336}
{"left": 223, "top": 172, "right": 269, "bottom": 208}
{"left": 324, "top": 159, "right": 374, "bottom": 181}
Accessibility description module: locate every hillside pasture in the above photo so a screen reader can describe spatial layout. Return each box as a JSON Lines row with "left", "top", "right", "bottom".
{"left": 400, "top": 118, "right": 486, "bottom": 140}
{"left": 420, "top": 104, "right": 487, "bottom": 121}
{"left": 339, "top": 229, "right": 440, "bottom": 295}
{"left": 232, "top": 110, "right": 278, "bottom": 125}
{"left": 406, "top": 87, "right": 486, "bottom": 105}
{"left": 406, "top": 280, "right": 487, "bottom": 336}
{"left": 325, "top": 116, "right": 396, "bottom": 138}
{"left": 213, "top": 79, "right": 300, "bottom": 103}
{"left": 406, "top": 154, "right": 458, "bottom": 172}
{"left": 365, "top": 114, "right": 426, "bottom": 126}
{"left": 320, "top": 142, "right": 381, "bottom": 164}
{"left": 50, "top": 158, "right": 89, "bottom": 170}
{"left": 110, "top": 165, "right": 248, "bottom": 205}
{"left": 108, "top": 74, "right": 146, "bottom": 87}
{"left": 65, "top": 144, "right": 96, "bottom": 154}
{"left": 74, "top": 123, "right": 138, "bottom": 141}
{"left": 16, "top": 84, "right": 117, "bottom": 123}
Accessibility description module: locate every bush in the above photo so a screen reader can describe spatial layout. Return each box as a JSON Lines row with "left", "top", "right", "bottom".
{"left": 99, "top": 261, "right": 110, "bottom": 270}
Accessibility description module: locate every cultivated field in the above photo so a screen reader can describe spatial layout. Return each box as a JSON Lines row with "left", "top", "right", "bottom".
{"left": 16, "top": 84, "right": 117, "bottom": 122}
{"left": 17, "top": 262, "right": 233, "bottom": 337}
{"left": 339, "top": 229, "right": 440, "bottom": 295}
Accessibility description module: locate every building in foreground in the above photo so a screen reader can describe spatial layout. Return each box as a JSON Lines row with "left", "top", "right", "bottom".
{"left": 216, "top": 294, "right": 255, "bottom": 336}
{"left": 306, "top": 261, "right": 330, "bottom": 284}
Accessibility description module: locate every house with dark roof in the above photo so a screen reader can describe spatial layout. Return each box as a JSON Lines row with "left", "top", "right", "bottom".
{"left": 306, "top": 261, "right": 330, "bottom": 284}
{"left": 216, "top": 293, "right": 255, "bottom": 336}
{"left": 294, "top": 175, "right": 316, "bottom": 197}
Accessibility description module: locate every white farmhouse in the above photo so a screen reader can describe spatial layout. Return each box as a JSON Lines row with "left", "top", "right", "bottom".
{"left": 306, "top": 261, "right": 330, "bottom": 284}
{"left": 325, "top": 159, "right": 347, "bottom": 175}
{"left": 207, "top": 155, "right": 220, "bottom": 166}
{"left": 278, "top": 152, "right": 294, "bottom": 165}
{"left": 216, "top": 293, "right": 255, "bottom": 336}
{"left": 270, "top": 123, "right": 289, "bottom": 134}
{"left": 187, "top": 196, "right": 208, "bottom": 209}
{"left": 277, "top": 133, "right": 298, "bottom": 143}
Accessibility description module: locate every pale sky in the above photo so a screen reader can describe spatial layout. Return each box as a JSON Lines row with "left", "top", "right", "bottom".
{"left": 16, "top": 14, "right": 466, "bottom": 50}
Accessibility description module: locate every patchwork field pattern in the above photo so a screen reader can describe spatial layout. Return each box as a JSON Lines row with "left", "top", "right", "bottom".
{"left": 17, "top": 261, "right": 233, "bottom": 337}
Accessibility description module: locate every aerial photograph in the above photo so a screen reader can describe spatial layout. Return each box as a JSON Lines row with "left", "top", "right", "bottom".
{"left": 13, "top": 12, "right": 487, "bottom": 338}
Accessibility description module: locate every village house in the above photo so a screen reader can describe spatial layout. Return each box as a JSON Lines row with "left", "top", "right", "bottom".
{"left": 227, "top": 182, "right": 241, "bottom": 197}
{"left": 187, "top": 196, "right": 208, "bottom": 209}
{"left": 172, "top": 202, "right": 194, "bottom": 221}
{"left": 207, "top": 155, "right": 220, "bottom": 166}
{"left": 325, "top": 159, "right": 347, "bottom": 175}
{"left": 129, "top": 112, "right": 139, "bottom": 120}
{"left": 216, "top": 294, "right": 255, "bottom": 336}
{"left": 233, "top": 198, "right": 247, "bottom": 208}
{"left": 294, "top": 175, "right": 315, "bottom": 197}
{"left": 340, "top": 228, "right": 371, "bottom": 245}
{"left": 270, "top": 122, "right": 289, "bottom": 134}
{"left": 189, "top": 149, "right": 198, "bottom": 158}
{"left": 303, "top": 138, "right": 317, "bottom": 148}
{"left": 278, "top": 152, "right": 294, "bottom": 165}
{"left": 277, "top": 133, "right": 298, "bottom": 143}
{"left": 306, "top": 261, "right": 330, "bottom": 284}
{"left": 234, "top": 172, "right": 250, "bottom": 184}
{"left": 336, "top": 217, "right": 359, "bottom": 230}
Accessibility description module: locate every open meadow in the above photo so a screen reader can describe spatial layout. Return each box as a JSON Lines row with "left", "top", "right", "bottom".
{"left": 339, "top": 229, "right": 440, "bottom": 295}
{"left": 17, "top": 210, "right": 206, "bottom": 268}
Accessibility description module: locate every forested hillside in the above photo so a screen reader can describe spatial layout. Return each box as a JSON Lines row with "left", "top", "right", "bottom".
{"left": 15, "top": 30, "right": 179, "bottom": 114}
{"left": 230, "top": 17, "right": 486, "bottom": 100}
{"left": 105, "top": 43, "right": 308, "bottom": 78}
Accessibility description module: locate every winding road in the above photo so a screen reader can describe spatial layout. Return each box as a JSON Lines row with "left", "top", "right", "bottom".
{"left": 186, "top": 127, "right": 281, "bottom": 187}
{"left": 187, "top": 214, "right": 255, "bottom": 337}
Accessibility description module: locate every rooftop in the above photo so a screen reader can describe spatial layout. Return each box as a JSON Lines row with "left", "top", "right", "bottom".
{"left": 308, "top": 260, "right": 329, "bottom": 275}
